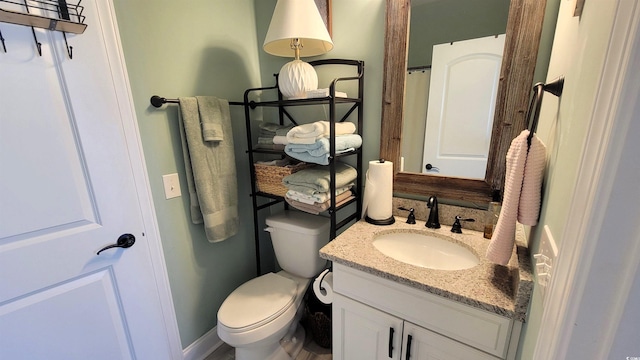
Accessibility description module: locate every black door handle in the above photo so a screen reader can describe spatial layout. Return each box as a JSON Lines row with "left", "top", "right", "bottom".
{"left": 97, "top": 234, "right": 136, "bottom": 255}
{"left": 405, "top": 334, "right": 413, "bottom": 359}
{"left": 388, "top": 327, "right": 395, "bottom": 358}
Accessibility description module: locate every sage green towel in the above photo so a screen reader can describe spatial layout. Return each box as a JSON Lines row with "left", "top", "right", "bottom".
{"left": 282, "top": 162, "right": 357, "bottom": 195}
{"left": 178, "top": 96, "right": 239, "bottom": 242}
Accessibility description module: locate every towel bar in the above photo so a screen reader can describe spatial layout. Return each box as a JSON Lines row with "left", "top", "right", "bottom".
{"left": 525, "top": 76, "right": 565, "bottom": 147}
{"left": 149, "top": 95, "right": 245, "bottom": 108}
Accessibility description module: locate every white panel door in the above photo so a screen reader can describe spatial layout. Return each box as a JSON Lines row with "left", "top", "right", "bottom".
{"left": 422, "top": 34, "right": 505, "bottom": 179}
{"left": 333, "top": 294, "right": 404, "bottom": 360}
{"left": 0, "top": 2, "right": 176, "bottom": 359}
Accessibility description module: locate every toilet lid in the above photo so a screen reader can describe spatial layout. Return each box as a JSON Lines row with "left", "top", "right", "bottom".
{"left": 218, "top": 273, "right": 298, "bottom": 331}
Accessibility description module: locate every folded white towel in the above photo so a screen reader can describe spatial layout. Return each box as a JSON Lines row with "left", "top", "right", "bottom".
{"left": 273, "top": 135, "right": 288, "bottom": 145}
{"left": 518, "top": 134, "right": 546, "bottom": 225}
{"left": 285, "top": 185, "right": 353, "bottom": 205}
{"left": 286, "top": 121, "right": 356, "bottom": 144}
{"left": 486, "top": 130, "right": 529, "bottom": 265}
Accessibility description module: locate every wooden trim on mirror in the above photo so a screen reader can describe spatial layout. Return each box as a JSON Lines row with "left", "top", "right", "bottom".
{"left": 380, "top": 0, "right": 547, "bottom": 204}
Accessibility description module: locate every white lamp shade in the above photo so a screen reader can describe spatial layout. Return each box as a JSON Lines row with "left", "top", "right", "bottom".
{"left": 263, "top": 0, "right": 334, "bottom": 57}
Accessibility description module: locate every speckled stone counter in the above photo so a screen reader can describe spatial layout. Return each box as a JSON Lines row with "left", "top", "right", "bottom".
{"left": 320, "top": 217, "right": 533, "bottom": 322}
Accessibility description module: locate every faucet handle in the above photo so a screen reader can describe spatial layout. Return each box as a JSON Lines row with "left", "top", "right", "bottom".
{"left": 451, "top": 215, "right": 475, "bottom": 233}
{"left": 398, "top": 207, "right": 416, "bottom": 224}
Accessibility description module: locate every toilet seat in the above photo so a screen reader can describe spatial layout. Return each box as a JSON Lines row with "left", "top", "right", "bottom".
{"left": 218, "top": 273, "right": 298, "bottom": 333}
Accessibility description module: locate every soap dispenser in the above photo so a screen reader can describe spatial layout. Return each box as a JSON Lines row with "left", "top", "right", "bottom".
{"left": 483, "top": 193, "right": 502, "bottom": 239}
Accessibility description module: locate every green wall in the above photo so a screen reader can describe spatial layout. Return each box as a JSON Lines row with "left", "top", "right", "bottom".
{"left": 113, "top": 0, "right": 386, "bottom": 349}
{"left": 112, "top": 0, "right": 262, "bottom": 348}
{"left": 408, "top": 0, "right": 510, "bottom": 68}
{"left": 517, "top": 0, "right": 617, "bottom": 357}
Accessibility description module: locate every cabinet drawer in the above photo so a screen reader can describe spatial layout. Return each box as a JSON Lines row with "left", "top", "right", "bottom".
{"left": 333, "top": 264, "right": 513, "bottom": 358}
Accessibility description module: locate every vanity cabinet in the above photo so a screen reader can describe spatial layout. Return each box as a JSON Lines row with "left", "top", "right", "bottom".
{"left": 331, "top": 263, "right": 522, "bottom": 360}
{"left": 334, "top": 294, "right": 499, "bottom": 359}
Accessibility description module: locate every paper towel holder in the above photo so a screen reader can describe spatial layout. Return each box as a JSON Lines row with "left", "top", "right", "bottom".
{"left": 364, "top": 158, "right": 395, "bottom": 225}
{"left": 365, "top": 215, "right": 395, "bottom": 225}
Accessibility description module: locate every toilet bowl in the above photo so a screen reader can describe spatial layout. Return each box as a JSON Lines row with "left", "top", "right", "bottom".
{"left": 217, "top": 211, "right": 330, "bottom": 360}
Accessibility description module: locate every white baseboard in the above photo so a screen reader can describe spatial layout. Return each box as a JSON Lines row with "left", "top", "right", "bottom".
{"left": 183, "top": 326, "right": 225, "bottom": 360}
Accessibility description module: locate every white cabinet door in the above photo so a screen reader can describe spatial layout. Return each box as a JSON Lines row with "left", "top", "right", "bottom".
{"left": 401, "top": 322, "right": 499, "bottom": 360}
{"left": 333, "top": 294, "right": 404, "bottom": 360}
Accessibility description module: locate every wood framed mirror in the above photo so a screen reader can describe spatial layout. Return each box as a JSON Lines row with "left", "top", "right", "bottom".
{"left": 380, "top": 0, "right": 548, "bottom": 204}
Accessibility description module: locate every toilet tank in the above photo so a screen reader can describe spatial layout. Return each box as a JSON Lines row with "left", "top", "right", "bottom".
{"left": 265, "top": 211, "right": 331, "bottom": 278}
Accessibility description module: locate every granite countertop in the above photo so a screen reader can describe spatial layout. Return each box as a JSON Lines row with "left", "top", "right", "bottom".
{"left": 319, "top": 217, "right": 533, "bottom": 322}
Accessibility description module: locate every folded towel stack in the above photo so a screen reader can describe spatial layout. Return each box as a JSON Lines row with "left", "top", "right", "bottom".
{"left": 282, "top": 162, "right": 357, "bottom": 214}
{"left": 285, "top": 190, "right": 354, "bottom": 215}
{"left": 285, "top": 134, "right": 362, "bottom": 165}
{"left": 255, "top": 122, "right": 293, "bottom": 150}
{"left": 284, "top": 121, "right": 361, "bottom": 165}
{"left": 286, "top": 121, "right": 357, "bottom": 145}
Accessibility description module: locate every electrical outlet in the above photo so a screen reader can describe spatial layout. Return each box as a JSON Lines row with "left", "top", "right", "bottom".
{"left": 162, "top": 173, "right": 182, "bottom": 199}
{"left": 534, "top": 225, "right": 558, "bottom": 304}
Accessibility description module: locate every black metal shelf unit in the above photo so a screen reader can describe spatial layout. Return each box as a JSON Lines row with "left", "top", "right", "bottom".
{"left": 244, "top": 59, "right": 364, "bottom": 275}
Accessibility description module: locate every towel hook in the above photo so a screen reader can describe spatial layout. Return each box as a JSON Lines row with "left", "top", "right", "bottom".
{"left": 62, "top": 32, "right": 73, "bottom": 59}
{"left": 525, "top": 76, "right": 565, "bottom": 147}
{"left": 0, "top": 29, "right": 6, "bottom": 53}
{"left": 21, "top": 0, "right": 42, "bottom": 56}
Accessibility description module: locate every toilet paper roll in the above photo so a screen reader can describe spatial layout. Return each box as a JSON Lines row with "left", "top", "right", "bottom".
{"left": 312, "top": 269, "right": 334, "bottom": 305}
{"left": 362, "top": 160, "right": 394, "bottom": 221}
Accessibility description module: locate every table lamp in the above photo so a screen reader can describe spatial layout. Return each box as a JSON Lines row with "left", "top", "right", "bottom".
{"left": 263, "top": 0, "right": 334, "bottom": 99}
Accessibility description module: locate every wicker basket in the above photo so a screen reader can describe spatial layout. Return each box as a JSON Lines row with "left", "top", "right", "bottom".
{"left": 254, "top": 161, "right": 312, "bottom": 197}
{"left": 304, "top": 304, "right": 332, "bottom": 349}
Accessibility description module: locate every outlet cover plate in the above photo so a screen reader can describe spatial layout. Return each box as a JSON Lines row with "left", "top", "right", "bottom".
{"left": 535, "top": 225, "right": 558, "bottom": 304}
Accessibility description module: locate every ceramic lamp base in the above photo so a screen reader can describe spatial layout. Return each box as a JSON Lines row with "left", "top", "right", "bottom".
{"left": 278, "top": 59, "right": 318, "bottom": 99}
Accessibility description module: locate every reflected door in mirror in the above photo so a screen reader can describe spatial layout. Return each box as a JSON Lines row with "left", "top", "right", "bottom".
{"left": 422, "top": 34, "right": 505, "bottom": 179}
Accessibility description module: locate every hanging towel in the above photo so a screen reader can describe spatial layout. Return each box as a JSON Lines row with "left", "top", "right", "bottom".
{"left": 197, "top": 96, "right": 225, "bottom": 141}
{"left": 178, "top": 96, "right": 239, "bottom": 243}
{"left": 486, "top": 130, "right": 529, "bottom": 265}
{"left": 286, "top": 121, "right": 356, "bottom": 144}
{"left": 518, "top": 134, "right": 546, "bottom": 225}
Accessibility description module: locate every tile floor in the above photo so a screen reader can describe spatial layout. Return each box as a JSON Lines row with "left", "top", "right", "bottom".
{"left": 205, "top": 333, "right": 331, "bottom": 360}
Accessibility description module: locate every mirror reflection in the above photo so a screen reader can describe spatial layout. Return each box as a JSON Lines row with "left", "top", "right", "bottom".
{"left": 401, "top": 0, "right": 510, "bottom": 178}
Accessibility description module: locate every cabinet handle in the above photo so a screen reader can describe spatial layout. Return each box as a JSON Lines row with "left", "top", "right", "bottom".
{"left": 405, "top": 334, "right": 413, "bottom": 360}
{"left": 388, "top": 327, "right": 395, "bottom": 358}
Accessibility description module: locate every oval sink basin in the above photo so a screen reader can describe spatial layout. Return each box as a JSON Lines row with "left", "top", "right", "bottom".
{"left": 373, "top": 232, "right": 480, "bottom": 270}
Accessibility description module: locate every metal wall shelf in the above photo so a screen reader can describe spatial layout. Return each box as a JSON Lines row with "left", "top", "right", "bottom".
{"left": 0, "top": 7, "right": 85, "bottom": 33}
{"left": 0, "top": 0, "right": 87, "bottom": 57}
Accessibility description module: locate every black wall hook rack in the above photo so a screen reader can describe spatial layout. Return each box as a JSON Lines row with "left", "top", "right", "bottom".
{"left": 0, "top": 0, "right": 86, "bottom": 58}
{"left": 525, "top": 76, "right": 565, "bottom": 147}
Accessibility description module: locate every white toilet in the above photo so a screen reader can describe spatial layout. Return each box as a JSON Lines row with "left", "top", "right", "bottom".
{"left": 217, "top": 211, "right": 330, "bottom": 360}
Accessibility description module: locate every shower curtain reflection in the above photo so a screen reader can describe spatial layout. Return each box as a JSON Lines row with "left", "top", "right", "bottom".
{"left": 402, "top": 68, "right": 431, "bottom": 173}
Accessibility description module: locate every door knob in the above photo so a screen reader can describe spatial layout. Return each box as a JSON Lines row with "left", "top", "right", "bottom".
{"left": 97, "top": 234, "right": 136, "bottom": 255}
{"left": 425, "top": 163, "right": 440, "bottom": 172}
